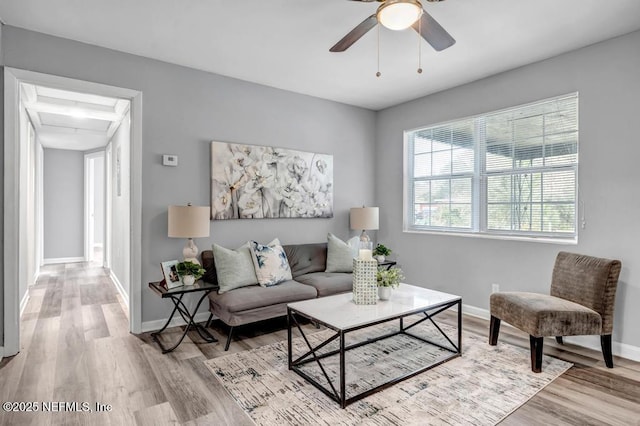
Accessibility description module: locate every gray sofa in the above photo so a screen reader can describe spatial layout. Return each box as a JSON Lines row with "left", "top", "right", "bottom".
{"left": 201, "top": 242, "right": 352, "bottom": 350}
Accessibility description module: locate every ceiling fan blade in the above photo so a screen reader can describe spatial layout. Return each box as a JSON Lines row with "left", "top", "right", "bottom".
{"left": 330, "top": 14, "right": 378, "bottom": 52}
{"left": 412, "top": 10, "right": 456, "bottom": 51}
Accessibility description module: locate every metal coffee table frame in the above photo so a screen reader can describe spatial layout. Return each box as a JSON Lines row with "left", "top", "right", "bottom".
{"left": 287, "top": 298, "right": 461, "bottom": 408}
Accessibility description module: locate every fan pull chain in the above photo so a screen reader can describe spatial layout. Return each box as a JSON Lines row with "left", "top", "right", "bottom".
{"left": 376, "top": 23, "right": 381, "bottom": 78}
{"left": 417, "top": 16, "right": 423, "bottom": 74}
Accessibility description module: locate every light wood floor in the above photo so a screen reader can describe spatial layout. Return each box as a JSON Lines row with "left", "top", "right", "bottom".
{"left": 1, "top": 263, "right": 638, "bottom": 425}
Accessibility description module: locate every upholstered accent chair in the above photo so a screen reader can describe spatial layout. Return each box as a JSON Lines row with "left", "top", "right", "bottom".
{"left": 489, "top": 252, "right": 621, "bottom": 373}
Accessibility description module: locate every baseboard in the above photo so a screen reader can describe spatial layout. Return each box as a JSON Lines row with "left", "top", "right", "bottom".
{"left": 564, "top": 336, "right": 640, "bottom": 363}
{"left": 141, "top": 312, "right": 212, "bottom": 333}
{"left": 109, "top": 270, "right": 129, "bottom": 308}
{"left": 20, "top": 288, "right": 30, "bottom": 316}
{"left": 457, "top": 303, "right": 640, "bottom": 362}
{"left": 42, "top": 256, "right": 84, "bottom": 265}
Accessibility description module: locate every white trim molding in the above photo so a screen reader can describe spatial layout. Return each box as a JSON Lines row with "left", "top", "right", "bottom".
{"left": 459, "top": 304, "right": 640, "bottom": 362}
{"left": 20, "top": 289, "right": 30, "bottom": 317}
{"left": 42, "top": 257, "right": 85, "bottom": 265}
{"left": 109, "top": 270, "right": 130, "bottom": 308}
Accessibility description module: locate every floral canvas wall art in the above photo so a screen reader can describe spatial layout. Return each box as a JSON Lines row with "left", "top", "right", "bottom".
{"left": 210, "top": 141, "right": 333, "bottom": 220}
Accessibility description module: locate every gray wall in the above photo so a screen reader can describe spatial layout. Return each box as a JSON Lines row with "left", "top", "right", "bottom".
{"left": 108, "top": 116, "right": 130, "bottom": 299}
{"left": 0, "top": 26, "right": 377, "bottom": 323}
{"left": 43, "top": 148, "right": 85, "bottom": 259}
{"left": 376, "top": 30, "right": 640, "bottom": 348}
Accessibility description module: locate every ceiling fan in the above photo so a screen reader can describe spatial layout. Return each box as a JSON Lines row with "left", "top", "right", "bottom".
{"left": 330, "top": 0, "right": 455, "bottom": 53}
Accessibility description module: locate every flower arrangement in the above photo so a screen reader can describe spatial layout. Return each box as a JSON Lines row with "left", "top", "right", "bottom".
{"left": 376, "top": 267, "right": 404, "bottom": 288}
{"left": 175, "top": 261, "right": 206, "bottom": 280}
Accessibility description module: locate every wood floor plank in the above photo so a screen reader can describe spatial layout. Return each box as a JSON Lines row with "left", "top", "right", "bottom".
{"left": 80, "top": 283, "right": 118, "bottom": 306}
{"left": 133, "top": 401, "right": 180, "bottom": 426}
{"left": 82, "top": 304, "right": 110, "bottom": 341}
{"left": 38, "top": 275, "right": 63, "bottom": 319}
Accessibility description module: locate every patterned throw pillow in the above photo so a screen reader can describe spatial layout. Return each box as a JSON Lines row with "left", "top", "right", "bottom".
{"left": 249, "top": 238, "right": 293, "bottom": 287}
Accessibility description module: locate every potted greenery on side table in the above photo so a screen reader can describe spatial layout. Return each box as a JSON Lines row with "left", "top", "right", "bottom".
{"left": 176, "top": 261, "right": 206, "bottom": 286}
{"left": 373, "top": 243, "right": 392, "bottom": 263}
{"left": 376, "top": 266, "right": 404, "bottom": 300}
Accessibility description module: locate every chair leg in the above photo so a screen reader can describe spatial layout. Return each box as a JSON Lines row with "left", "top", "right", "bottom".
{"left": 489, "top": 316, "right": 501, "bottom": 346}
{"left": 601, "top": 334, "right": 614, "bottom": 368}
{"left": 555, "top": 336, "right": 564, "bottom": 344}
{"left": 530, "top": 335, "right": 543, "bottom": 373}
{"left": 224, "top": 326, "right": 234, "bottom": 351}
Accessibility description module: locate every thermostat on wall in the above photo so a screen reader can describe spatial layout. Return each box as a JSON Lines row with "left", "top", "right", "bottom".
{"left": 163, "top": 154, "right": 178, "bottom": 167}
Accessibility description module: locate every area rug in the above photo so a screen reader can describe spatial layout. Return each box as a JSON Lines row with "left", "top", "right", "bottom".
{"left": 205, "top": 319, "right": 572, "bottom": 425}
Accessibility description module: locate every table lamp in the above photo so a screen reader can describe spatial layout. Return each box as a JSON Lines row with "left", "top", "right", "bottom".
{"left": 168, "top": 203, "right": 210, "bottom": 264}
{"left": 350, "top": 206, "right": 379, "bottom": 243}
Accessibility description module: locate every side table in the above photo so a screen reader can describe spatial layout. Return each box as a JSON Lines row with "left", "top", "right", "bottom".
{"left": 148, "top": 280, "right": 219, "bottom": 353}
{"left": 378, "top": 260, "right": 397, "bottom": 270}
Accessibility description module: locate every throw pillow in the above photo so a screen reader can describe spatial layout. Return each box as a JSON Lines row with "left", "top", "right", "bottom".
{"left": 212, "top": 243, "right": 259, "bottom": 294}
{"left": 249, "top": 238, "right": 293, "bottom": 287}
{"left": 325, "top": 233, "right": 359, "bottom": 273}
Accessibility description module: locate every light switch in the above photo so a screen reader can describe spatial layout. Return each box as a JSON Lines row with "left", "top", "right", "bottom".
{"left": 163, "top": 154, "right": 178, "bottom": 167}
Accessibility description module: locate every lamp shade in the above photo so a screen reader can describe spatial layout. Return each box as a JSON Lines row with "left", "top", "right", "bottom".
{"left": 350, "top": 207, "right": 379, "bottom": 231}
{"left": 168, "top": 205, "right": 210, "bottom": 238}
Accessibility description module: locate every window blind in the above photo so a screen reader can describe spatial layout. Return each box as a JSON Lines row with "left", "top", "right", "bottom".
{"left": 406, "top": 93, "right": 578, "bottom": 239}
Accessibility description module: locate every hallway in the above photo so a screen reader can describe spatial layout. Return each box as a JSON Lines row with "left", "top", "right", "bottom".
{"left": 0, "top": 262, "right": 291, "bottom": 425}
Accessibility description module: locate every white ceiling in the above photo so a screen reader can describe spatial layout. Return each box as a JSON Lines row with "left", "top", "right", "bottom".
{"left": 22, "top": 84, "right": 129, "bottom": 150}
{"left": 3, "top": 0, "right": 640, "bottom": 110}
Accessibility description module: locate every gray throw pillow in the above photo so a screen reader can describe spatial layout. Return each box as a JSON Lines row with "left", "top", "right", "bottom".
{"left": 325, "top": 233, "right": 359, "bottom": 273}
{"left": 212, "top": 243, "right": 259, "bottom": 293}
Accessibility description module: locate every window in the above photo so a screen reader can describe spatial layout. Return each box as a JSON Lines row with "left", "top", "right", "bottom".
{"left": 405, "top": 93, "right": 578, "bottom": 240}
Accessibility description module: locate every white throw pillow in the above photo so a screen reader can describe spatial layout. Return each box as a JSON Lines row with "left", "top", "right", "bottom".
{"left": 325, "top": 233, "right": 359, "bottom": 273}
{"left": 212, "top": 243, "right": 259, "bottom": 294}
{"left": 249, "top": 238, "right": 293, "bottom": 287}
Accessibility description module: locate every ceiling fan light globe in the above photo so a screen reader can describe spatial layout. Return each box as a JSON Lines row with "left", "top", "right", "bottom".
{"left": 377, "top": 0, "right": 423, "bottom": 31}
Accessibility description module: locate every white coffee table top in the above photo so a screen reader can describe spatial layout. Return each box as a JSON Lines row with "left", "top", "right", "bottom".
{"left": 288, "top": 283, "right": 461, "bottom": 331}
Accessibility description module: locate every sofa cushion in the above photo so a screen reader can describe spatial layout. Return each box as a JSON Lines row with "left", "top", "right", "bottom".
{"left": 284, "top": 243, "right": 327, "bottom": 278}
{"left": 209, "top": 280, "right": 317, "bottom": 313}
{"left": 295, "top": 272, "right": 353, "bottom": 297}
{"left": 325, "top": 233, "right": 359, "bottom": 273}
{"left": 249, "top": 239, "right": 293, "bottom": 287}
{"left": 212, "top": 243, "right": 258, "bottom": 294}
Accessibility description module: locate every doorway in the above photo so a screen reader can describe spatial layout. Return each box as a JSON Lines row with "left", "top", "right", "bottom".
{"left": 3, "top": 68, "right": 143, "bottom": 357}
{"left": 85, "top": 151, "right": 106, "bottom": 264}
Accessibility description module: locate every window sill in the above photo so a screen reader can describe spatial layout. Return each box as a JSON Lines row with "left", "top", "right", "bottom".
{"left": 403, "top": 228, "right": 578, "bottom": 245}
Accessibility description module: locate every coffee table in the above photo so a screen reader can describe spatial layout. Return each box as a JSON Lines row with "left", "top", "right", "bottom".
{"left": 287, "top": 283, "right": 461, "bottom": 408}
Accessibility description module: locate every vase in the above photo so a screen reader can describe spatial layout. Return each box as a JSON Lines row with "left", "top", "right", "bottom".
{"left": 182, "top": 275, "right": 195, "bottom": 286}
{"left": 375, "top": 255, "right": 386, "bottom": 263}
{"left": 378, "top": 286, "right": 391, "bottom": 301}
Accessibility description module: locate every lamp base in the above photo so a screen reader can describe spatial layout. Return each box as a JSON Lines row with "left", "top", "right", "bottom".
{"left": 360, "top": 230, "right": 371, "bottom": 242}
{"left": 183, "top": 238, "right": 201, "bottom": 265}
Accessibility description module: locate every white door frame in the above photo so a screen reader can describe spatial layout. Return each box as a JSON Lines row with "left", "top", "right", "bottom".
{"left": 84, "top": 151, "right": 105, "bottom": 263}
{"left": 3, "top": 68, "right": 144, "bottom": 356}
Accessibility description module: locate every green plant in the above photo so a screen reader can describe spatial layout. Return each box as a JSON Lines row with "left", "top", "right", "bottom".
{"left": 373, "top": 243, "right": 392, "bottom": 257}
{"left": 376, "top": 267, "right": 404, "bottom": 288}
{"left": 176, "top": 261, "right": 206, "bottom": 280}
